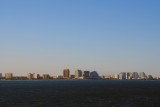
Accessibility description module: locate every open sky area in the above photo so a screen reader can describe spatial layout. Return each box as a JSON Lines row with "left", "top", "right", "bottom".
{"left": 0, "top": 0, "right": 160, "bottom": 77}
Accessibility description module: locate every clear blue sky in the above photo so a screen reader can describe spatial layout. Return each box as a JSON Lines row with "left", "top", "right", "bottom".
{"left": 0, "top": 0, "right": 160, "bottom": 76}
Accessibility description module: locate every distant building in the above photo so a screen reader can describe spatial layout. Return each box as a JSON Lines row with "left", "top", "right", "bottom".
{"left": 90, "top": 71, "right": 99, "bottom": 78}
{"left": 119, "top": 72, "right": 126, "bottom": 80}
{"left": 27, "top": 73, "right": 40, "bottom": 79}
{"left": 139, "top": 72, "right": 147, "bottom": 79}
{"left": 148, "top": 75, "right": 153, "bottom": 80}
{"left": 75, "top": 69, "right": 82, "bottom": 79}
{"left": 42, "top": 74, "right": 50, "bottom": 79}
{"left": 33, "top": 73, "right": 40, "bottom": 79}
{"left": 56, "top": 75, "right": 63, "bottom": 79}
{"left": 27, "top": 73, "right": 33, "bottom": 80}
{"left": 63, "top": 69, "right": 70, "bottom": 78}
{"left": 114, "top": 74, "right": 119, "bottom": 79}
{"left": 132, "top": 72, "right": 139, "bottom": 79}
{"left": 102, "top": 75, "right": 112, "bottom": 79}
{"left": 126, "top": 72, "right": 132, "bottom": 79}
{"left": 83, "top": 71, "right": 90, "bottom": 78}
{"left": 70, "top": 75, "right": 75, "bottom": 79}
{"left": 5, "top": 73, "right": 13, "bottom": 79}
{"left": 0, "top": 73, "right": 2, "bottom": 78}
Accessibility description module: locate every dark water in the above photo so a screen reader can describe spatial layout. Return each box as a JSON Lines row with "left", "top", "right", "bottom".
{"left": 0, "top": 80, "right": 160, "bottom": 107}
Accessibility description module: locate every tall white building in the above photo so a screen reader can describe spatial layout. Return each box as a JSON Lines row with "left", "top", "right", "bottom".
{"left": 28, "top": 73, "right": 33, "bottom": 80}
{"left": 75, "top": 69, "right": 82, "bottom": 79}
{"left": 33, "top": 73, "right": 40, "bottom": 79}
{"left": 28, "top": 73, "right": 40, "bottom": 79}
{"left": 114, "top": 74, "right": 119, "bottom": 79}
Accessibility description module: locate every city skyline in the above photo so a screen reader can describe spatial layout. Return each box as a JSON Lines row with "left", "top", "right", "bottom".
{"left": 0, "top": 69, "right": 157, "bottom": 79}
{"left": 1, "top": 0, "right": 160, "bottom": 77}
{"left": 0, "top": 70, "right": 156, "bottom": 79}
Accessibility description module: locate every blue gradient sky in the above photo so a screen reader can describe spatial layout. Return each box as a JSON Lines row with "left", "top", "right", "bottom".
{"left": 0, "top": 0, "right": 160, "bottom": 76}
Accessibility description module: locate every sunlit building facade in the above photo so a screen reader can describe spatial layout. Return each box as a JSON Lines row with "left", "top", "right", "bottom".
{"left": 63, "top": 69, "right": 70, "bottom": 78}
{"left": 42, "top": 74, "right": 50, "bottom": 79}
{"left": 119, "top": 72, "right": 126, "bottom": 80}
{"left": 27, "top": 73, "right": 33, "bottom": 80}
{"left": 114, "top": 74, "right": 119, "bottom": 79}
{"left": 5, "top": 73, "right": 13, "bottom": 79}
{"left": 33, "top": 73, "right": 40, "bottom": 79}
{"left": 75, "top": 69, "right": 82, "bottom": 79}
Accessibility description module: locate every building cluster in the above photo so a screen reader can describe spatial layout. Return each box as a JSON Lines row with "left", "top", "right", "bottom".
{"left": 0, "top": 69, "right": 99, "bottom": 80}
{"left": 26, "top": 69, "right": 99, "bottom": 80}
{"left": 62, "top": 69, "right": 99, "bottom": 79}
{"left": 101, "top": 72, "right": 154, "bottom": 80}
{"left": 0, "top": 71, "right": 159, "bottom": 80}
{"left": 0, "top": 73, "right": 13, "bottom": 79}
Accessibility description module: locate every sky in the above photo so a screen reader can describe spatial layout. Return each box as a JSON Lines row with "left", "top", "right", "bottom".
{"left": 0, "top": 0, "right": 160, "bottom": 76}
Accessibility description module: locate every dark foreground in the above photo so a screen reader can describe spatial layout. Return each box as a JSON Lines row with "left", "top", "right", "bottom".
{"left": 0, "top": 80, "right": 160, "bottom": 107}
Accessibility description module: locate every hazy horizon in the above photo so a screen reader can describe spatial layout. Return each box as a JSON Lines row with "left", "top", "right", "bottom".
{"left": 0, "top": 0, "right": 160, "bottom": 77}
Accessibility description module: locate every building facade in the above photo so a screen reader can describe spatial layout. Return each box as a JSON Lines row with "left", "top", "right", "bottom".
{"left": 27, "top": 73, "right": 33, "bottom": 80}
{"left": 33, "top": 73, "right": 40, "bottom": 79}
{"left": 75, "top": 69, "right": 82, "bottom": 79}
{"left": 132, "top": 72, "right": 139, "bottom": 79}
{"left": 63, "top": 69, "right": 70, "bottom": 78}
{"left": 126, "top": 72, "right": 133, "bottom": 79}
{"left": 90, "top": 71, "right": 99, "bottom": 78}
{"left": 42, "top": 74, "right": 50, "bottom": 79}
{"left": 5, "top": 73, "right": 13, "bottom": 79}
{"left": 114, "top": 74, "right": 119, "bottom": 79}
{"left": 119, "top": 72, "right": 126, "bottom": 80}
{"left": 0, "top": 73, "right": 2, "bottom": 78}
{"left": 139, "top": 72, "right": 147, "bottom": 79}
{"left": 83, "top": 71, "right": 90, "bottom": 78}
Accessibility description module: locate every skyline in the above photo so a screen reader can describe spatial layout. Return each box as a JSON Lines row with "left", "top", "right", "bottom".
{"left": 0, "top": 67, "right": 158, "bottom": 78}
{"left": 0, "top": 0, "right": 160, "bottom": 76}
{"left": 0, "top": 70, "right": 156, "bottom": 80}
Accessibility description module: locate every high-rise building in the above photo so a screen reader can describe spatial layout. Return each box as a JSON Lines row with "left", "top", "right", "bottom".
{"left": 5, "top": 73, "right": 13, "bottom": 79}
{"left": 63, "top": 69, "right": 70, "bottom": 78}
{"left": 114, "top": 74, "right": 119, "bottom": 79}
{"left": 75, "top": 69, "right": 82, "bottom": 79}
{"left": 28, "top": 73, "right": 33, "bottom": 80}
{"left": 139, "top": 72, "right": 147, "bottom": 79}
{"left": 83, "top": 71, "right": 90, "bottom": 78}
{"left": 0, "top": 73, "right": 2, "bottom": 78}
{"left": 132, "top": 72, "right": 139, "bottom": 79}
{"left": 126, "top": 72, "right": 132, "bottom": 79}
{"left": 42, "top": 74, "right": 50, "bottom": 79}
{"left": 33, "top": 73, "right": 40, "bottom": 79}
{"left": 119, "top": 72, "right": 126, "bottom": 80}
